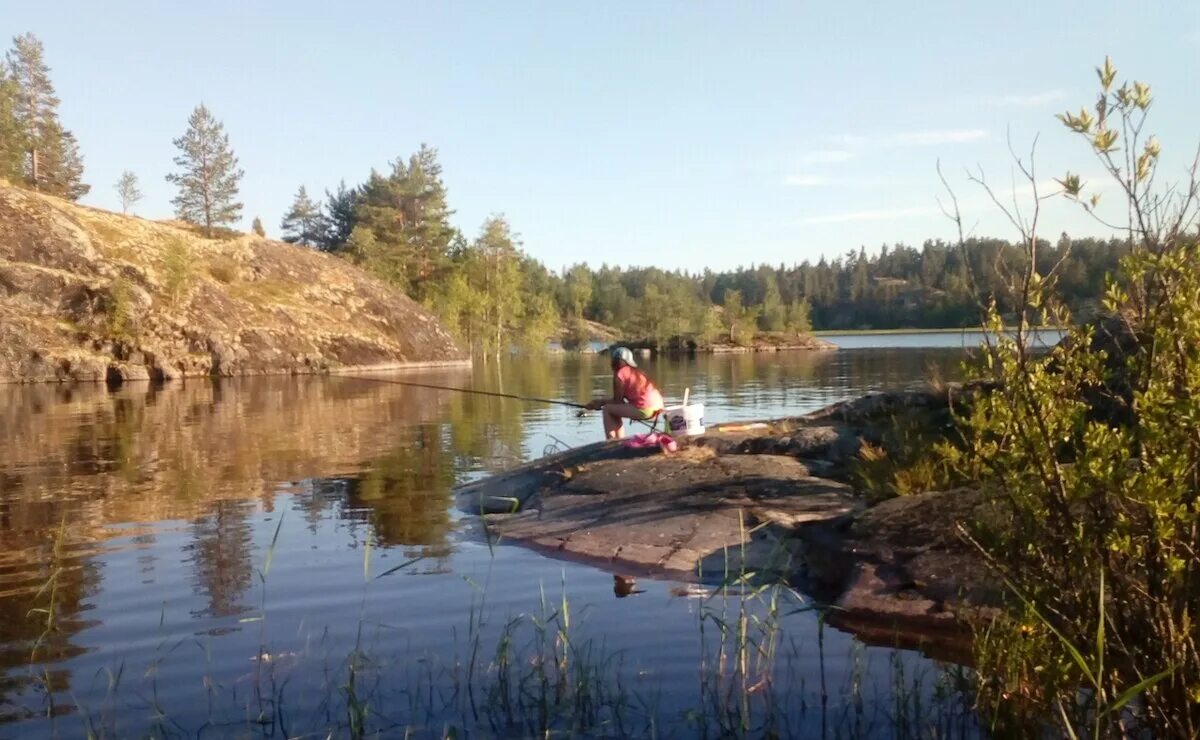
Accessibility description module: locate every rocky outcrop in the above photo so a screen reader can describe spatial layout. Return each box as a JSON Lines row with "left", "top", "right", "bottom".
{"left": 0, "top": 184, "right": 467, "bottom": 383}
{"left": 458, "top": 386, "right": 1001, "bottom": 657}
{"left": 480, "top": 445, "right": 860, "bottom": 580}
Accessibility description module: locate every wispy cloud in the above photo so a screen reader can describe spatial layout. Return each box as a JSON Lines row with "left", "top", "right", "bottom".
{"left": 783, "top": 173, "right": 918, "bottom": 188}
{"left": 801, "top": 206, "right": 942, "bottom": 225}
{"left": 984, "top": 91, "right": 1065, "bottom": 107}
{"left": 829, "top": 129, "right": 989, "bottom": 149}
{"left": 783, "top": 174, "right": 825, "bottom": 187}
{"left": 799, "top": 149, "right": 856, "bottom": 165}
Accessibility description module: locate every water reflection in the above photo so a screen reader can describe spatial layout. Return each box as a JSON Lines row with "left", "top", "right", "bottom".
{"left": 0, "top": 348, "right": 972, "bottom": 732}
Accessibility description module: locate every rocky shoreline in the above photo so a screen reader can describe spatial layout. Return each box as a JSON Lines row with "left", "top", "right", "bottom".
{"left": 456, "top": 386, "right": 996, "bottom": 658}
{"left": 0, "top": 184, "right": 467, "bottom": 384}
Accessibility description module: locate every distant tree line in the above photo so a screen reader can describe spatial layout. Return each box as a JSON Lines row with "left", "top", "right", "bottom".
{"left": 2, "top": 33, "right": 1127, "bottom": 354}
{"left": 282, "top": 139, "right": 1126, "bottom": 352}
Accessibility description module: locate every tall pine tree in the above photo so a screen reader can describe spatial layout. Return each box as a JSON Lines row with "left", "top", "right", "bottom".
{"left": 166, "top": 103, "right": 244, "bottom": 236}
{"left": 0, "top": 72, "right": 24, "bottom": 182}
{"left": 280, "top": 185, "right": 326, "bottom": 247}
{"left": 5, "top": 33, "right": 88, "bottom": 198}
{"left": 354, "top": 144, "right": 455, "bottom": 298}
{"left": 321, "top": 180, "right": 358, "bottom": 252}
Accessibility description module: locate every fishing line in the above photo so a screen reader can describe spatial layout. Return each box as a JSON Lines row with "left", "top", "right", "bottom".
{"left": 339, "top": 374, "right": 589, "bottom": 409}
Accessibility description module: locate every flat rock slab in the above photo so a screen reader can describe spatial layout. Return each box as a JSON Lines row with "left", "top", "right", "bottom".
{"left": 490, "top": 449, "right": 859, "bottom": 580}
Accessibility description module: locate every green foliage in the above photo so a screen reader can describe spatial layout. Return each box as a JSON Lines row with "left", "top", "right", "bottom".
{"left": 518, "top": 292, "right": 560, "bottom": 351}
{"left": 721, "top": 289, "right": 759, "bottom": 345}
{"left": 473, "top": 215, "right": 523, "bottom": 358}
{"left": 851, "top": 415, "right": 955, "bottom": 504}
{"left": 166, "top": 103, "right": 244, "bottom": 236}
{"left": 250, "top": 216, "right": 265, "bottom": 237}
{"left": 352, "top": 144, "right": 455, "bottom": 301}
{"left": 759, "top": 274, "right": 786, "bottom": 331}
{"left": 785, "top": 298, "right": 812, "bottom": 335}
{"left": 106, "top": 275, "right": 135, "bottom": 339}
{"left": 561, "top": 315, "right": 591, "bottom": 351}
{"left": 0, "top": 72, "right": 24, "bottom": 182}
{"left": 5, "top": 33, "right": 88, "bottom": 199}
{"left": 161, "top": 238, "right": 195, "bottom": 308}
{"left": 280, "top": 185, "right": 326, "bottom": 247}
{"left": 320, "top": 180, "right": 358, "bottom": 252}
{"left": 946, "top": 61, "right": 1200, "bottom": 737}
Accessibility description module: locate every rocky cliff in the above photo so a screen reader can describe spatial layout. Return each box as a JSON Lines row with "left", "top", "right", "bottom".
{"left": 0, "top": 183, "right": 466, "bottom": 382}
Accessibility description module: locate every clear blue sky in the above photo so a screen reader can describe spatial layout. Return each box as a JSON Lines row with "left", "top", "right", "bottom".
{"left": 5, "top": 1, "right": 1198, "bottom": 271}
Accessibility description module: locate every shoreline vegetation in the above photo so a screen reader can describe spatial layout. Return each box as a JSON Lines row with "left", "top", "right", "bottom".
{"left": 3, "top": 26, "right": 1200, "bottom": 740}
{"left": 1, "top": 32, "right": 1133, "bottom": 368}
{"left": 462, "top": 57, "right": 1200, "bottom": 739}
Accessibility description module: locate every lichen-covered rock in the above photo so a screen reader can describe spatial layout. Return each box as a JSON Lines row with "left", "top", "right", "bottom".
{"left": 0, "top": 184, "right": 467, "bottom": 383}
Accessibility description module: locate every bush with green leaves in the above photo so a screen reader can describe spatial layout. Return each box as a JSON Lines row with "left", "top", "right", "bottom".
{"left": 941, "top": 59, "right": 1200, "bottom": 737}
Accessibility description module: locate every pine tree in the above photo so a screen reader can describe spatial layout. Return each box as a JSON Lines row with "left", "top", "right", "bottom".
{"left": 114, "top": 170, "right": 141, "bottom": 214}
{"left": 280, "top": 185, "right": 326, "bottom": 247}
{"left": 0, "top": 72, "right": 24, "bottom": 181}
{"left": 5, "top": 33, "right": 88, "bottom": 198}
{"left": 354, "top": 144, "right": 455, "bottom": 299}
{"left": 0, "top": 71, "right": 24, "bottom": 182}
{"left": 165, "top": 103, "right": 244, "bottom": 236}
{"left": 321, "top": 180, "right": 358, "bottom": 251}
{"left": 251, "top": 217, "right": 265, "bottom": 237}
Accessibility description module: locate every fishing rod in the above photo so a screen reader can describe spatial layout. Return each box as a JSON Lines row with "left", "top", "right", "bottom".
{"left": 341, "top": 374, "right": 590, "bottom": 410}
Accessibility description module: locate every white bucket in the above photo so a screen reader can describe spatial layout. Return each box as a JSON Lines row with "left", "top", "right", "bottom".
{"left": 664, "top": 403, "right": 705, "bottom": 436}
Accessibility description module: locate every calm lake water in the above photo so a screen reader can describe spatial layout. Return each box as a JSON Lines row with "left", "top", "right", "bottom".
{"left": 0, "top": 340, "right": 988, "bottom": 738}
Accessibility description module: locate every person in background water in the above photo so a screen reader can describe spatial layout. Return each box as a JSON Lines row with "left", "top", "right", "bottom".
{"left": 585, "top": 346, "right": 664, "bottom": 440}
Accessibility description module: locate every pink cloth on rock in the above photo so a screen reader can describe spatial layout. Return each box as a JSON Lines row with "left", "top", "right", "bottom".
{"left": 622, "top": 432, "right": 678, "bottom": 454}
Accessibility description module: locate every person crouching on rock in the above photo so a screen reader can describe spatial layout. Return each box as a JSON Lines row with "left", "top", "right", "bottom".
{"left": 584, "top": 346, "right": 664, "bottom": 440}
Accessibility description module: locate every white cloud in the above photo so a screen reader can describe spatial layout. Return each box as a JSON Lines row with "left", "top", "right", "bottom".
{"left": 783, "top": 174, "right": 825, "bottom": 186}
{"left": 830, "top": 129, "right": 990, "bottom": 148}
{"left": 801, "top": 206, "right": 942, "bottom": 225}
{"left": 984, "top": 91, "right": 1066, "bottom": 107}
{"left": 800, "top": 149, "right": 856, "bottom": 164}
{"left": 783, "top": 173, "right": 918, "bottom": 188}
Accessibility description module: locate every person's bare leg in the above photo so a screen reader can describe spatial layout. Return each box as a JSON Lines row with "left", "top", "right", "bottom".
{"left": 603, "top": 408, "right": 624, "bottom": 439}
{"left": 602, "top": 403, "right": 642, "bottom": 440}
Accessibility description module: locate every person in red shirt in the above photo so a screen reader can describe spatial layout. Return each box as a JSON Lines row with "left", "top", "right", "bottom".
{"left": 585, "top": 346, "right": 664, "bottom": 440}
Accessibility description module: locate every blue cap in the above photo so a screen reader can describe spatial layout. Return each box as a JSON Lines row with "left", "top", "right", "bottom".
{"left": 611, "top": 346, "right": 637, "bottom": 368}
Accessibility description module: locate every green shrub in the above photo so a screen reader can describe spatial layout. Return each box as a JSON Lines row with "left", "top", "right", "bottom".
{"left": 106, "top": 275, "right": 135, "bottom": 339}
{"left": 944, "top": 59, "right": 1200, "bottom": 737}
{"left": 162, "top": 238, "right": 194, "bottom": 307}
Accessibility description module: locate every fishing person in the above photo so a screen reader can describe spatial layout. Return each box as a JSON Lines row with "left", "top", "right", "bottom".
{"left": 584, "top": 347, "right": 664, "bottom": 440}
